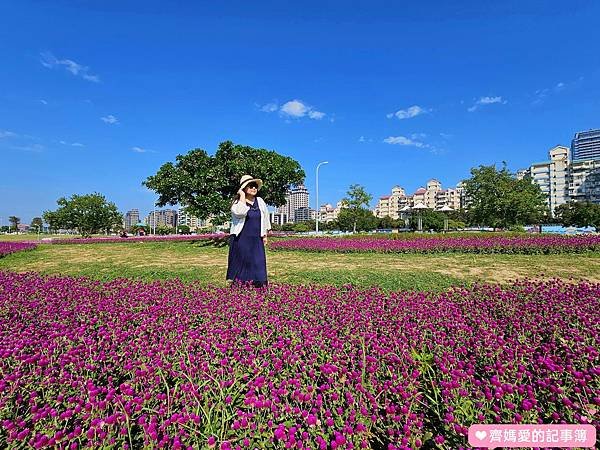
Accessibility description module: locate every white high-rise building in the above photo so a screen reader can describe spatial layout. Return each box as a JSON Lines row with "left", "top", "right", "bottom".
{"left": 528, "top": 146, "right": 570, "bottom": 215}
{"left": 277, "top": 184, "right": 310, "bottom": 223}
{"left": 523, "top": 144, "right": 600, "bottom": 215}
{"left": 177, "top": 208, "right": 203, "bottom": 231}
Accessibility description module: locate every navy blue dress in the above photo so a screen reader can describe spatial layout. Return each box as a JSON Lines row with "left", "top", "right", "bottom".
{"left": 226, "top": 200, "right": 267, "bottom": 287}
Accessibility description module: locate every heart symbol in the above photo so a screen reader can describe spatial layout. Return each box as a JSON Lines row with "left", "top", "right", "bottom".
{"left": 475, "top": 431, "right": 487, "bottom": 441}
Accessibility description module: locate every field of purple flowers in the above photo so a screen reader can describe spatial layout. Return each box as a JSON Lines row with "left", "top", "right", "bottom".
{"left": 0, "top": 242, "right": 37, "bottom": 258}
{"left": 1, "top": 271, "right": 598, "bottom": 449}
{"left": 46, "top": 234, "right": 223, "bottom": 245}
{"left": 270, "top": 234, "right": 600, "bottom": 255}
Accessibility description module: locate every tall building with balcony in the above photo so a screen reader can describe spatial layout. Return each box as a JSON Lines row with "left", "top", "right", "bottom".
{"left": 318, "top": 203, "right": 338, "bottom": 222}
{"left": 276, "top": 184, "right": 310, "bottom": 223}
{"left": 374, "top": 186, "right": 409, "bottom": 219}
{"left": 569, "top": 158, "right": 600, "bottom": 203}
{"left": 294, "top": 207, "right": 315, "bottom": 223}
{"left": 571, "top": 129, "right": 600, "bottom": 161}
{"left": 146, "top": 209, "right": 178, "bottom": 228}
{"left": 177, "top": 208, "right": 202, "bottom": 231}
{"left": 375, "top": 181, "right": 466, "bottom": 218}
{"left": 424, "top": 179, "right": 442, "bottom": 209}
{"left": 124, "top": 209, "right": 140, "bottom": 231}
{"left": 435, "top": 188, "right": 462, "bottom": 210}
{"left": 529, "top": 146, "right": 570, "bottom": 215}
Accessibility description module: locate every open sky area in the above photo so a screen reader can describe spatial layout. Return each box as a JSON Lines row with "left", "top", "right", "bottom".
{"left": 1, "top": 0, "right": 600, "bottom": 223}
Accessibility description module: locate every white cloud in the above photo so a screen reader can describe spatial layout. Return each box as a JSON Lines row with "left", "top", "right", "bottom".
{"left": 280, "top": 100, "right": 309, "bottom": 117}
{"left": 59, "top": 140, "right": 85, "bottom": 147}
{"left": 387, "top": 105, "right": 429, "bottom": 120}
{"left": 101, "top": 115, "right": 119, "bottom": 124}
{"left": 0, "top": 130, "right": 17, "bottom": 138}
{"left": 260, "top": 102, "right": 278, "bottom": 113}
{"left": 468, "top": 96, "right": 507, "bottom": 112}
{"left": 383, "top": 135, "right": 426, "bottom": 148}
{"left": 261, "top": 99, "right": 326, "bottom": 120}
{"left": 532, "top": 80, "right": 577, "bottom": 105}
{"left": 132, "top": 146, "right": 148, "bottom": 153}
{"left": 40, "top": 52, "right": 101, "bottom": 83}
{"left": 359, "top": 136, "right": 366, "bottom": 142}
{"left": 40, "top": 99, "right": 48, "bottom": 105}
{"left": 308, "top": 110, "right": 325, "bottom": 120}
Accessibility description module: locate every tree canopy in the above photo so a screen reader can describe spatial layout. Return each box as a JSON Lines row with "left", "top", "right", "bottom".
{"left": 43, "top": 193, "right": 123, "bottom": 237}
{"left": 555, "top": 201, "right": 600, "bottom": 231}
{"left": 30, "top": 217, "right": 43, "bottom": 231}
{"left": 143, "top": 141, "right": 305, "bottom": 224}
{"left": 463, "top": 164, "right": 548, "bottom": 229}
{"left": 340, "top": 184, "right": 374, "bottom": 232}
{"left": 8, "top": 216, "right": 20, "bottom": 232}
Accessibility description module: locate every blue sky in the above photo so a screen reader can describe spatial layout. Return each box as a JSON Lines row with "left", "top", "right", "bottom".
{"left": 1, "top": 0, "right": 600, "bottom": 224}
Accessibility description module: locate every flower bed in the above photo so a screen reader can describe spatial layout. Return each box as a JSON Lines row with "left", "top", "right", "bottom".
{"left": 270, "top": 234, "right": 600, "bottom": 254}
{"left": 48, "top": 234, "right": 225, "bottom": 245}
{"left": 0, "top": 242, "right": 37, "bottom": 257}
{"left": 0, "top": 272, "right": 597, "bottom": 449}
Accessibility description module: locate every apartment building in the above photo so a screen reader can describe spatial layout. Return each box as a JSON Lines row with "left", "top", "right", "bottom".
{"left": 374, "top": 180, "right": 465, "bottom": 218}
{"left": 317, "top": 202, "right": 345, "bottom": 222}
{"left": 528, "top": 146, "right": 570, "bottom": 215}
{"left": 569, "top": 158, "right": 600, "bottom": 203}
{"left": 435, "top": 188, "right": 462, "bottom": 210}
{"left": 424, "top": 179, "right": 442, "bottom": 209}
{"left": 294, "top": 206, "right": 316, "bottom": 223}
{"left": 123, "top": 209, "right": 140, "bottom": 231}
{"left": 177, "top": 208, "right": 204, "bottom": 231}
{"left": 276, "top": 184, "right": 310, "bottom": 223}
{"left": 146, "top": 209, "right": 177, "bottom": 228}
{"left": 524, "top": 144, "right": 600, "bottom": 215}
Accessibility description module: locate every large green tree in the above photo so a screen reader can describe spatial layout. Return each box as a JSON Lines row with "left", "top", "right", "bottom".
{"left": 555, "top": 201, "right": 600, "bottom": 231}
{"left": 143, "top": 141, "right": 305, "bottom": 224}
{"left": 463, "top": 165, "right": 548, "bottom": 229}
{"left": 340, "top": 184, "right": 374, "bottom": 233}
{"left": 409, "top": 209, "right": 445, "bottom": 232}
{"left": 337, "top": 208, "right": 378, "bottom": 232}
{"left": 43, "top": 193, "right": 123, "bottom": 237}
{"left": 8, "top": 216, "right": 20, "bottom": 233}
{"left": 30, "top": 217, "right": 43, "bottom": 232}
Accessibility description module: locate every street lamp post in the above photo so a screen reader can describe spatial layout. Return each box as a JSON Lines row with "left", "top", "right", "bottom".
{"left": 315, "top": 161, "right": 329, "bottom": 233}
{"left": 153, "top": 203, "right": 157, "bottom": 235}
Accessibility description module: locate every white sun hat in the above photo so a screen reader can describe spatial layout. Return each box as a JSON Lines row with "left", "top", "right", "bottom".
{"left": 239, "top": 174, "right": 263, "bottom": 191}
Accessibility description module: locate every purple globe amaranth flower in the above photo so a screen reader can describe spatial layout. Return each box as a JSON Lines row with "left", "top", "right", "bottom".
{"left": 0, "top": 271, "right": 598, "bottom": 448}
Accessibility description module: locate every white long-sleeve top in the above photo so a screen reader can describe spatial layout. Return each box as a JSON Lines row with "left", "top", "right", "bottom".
{"left": 229, "top": 196, "right": 271, "bottom": 237}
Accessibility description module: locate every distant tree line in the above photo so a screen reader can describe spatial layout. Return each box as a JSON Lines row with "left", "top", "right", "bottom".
{"left": 9, "top": 146, "right": 600, "bottom": 236}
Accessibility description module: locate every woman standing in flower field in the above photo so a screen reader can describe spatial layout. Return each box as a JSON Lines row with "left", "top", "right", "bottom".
{"left": 226, "top": 175, "right": 271, "bottom": 287}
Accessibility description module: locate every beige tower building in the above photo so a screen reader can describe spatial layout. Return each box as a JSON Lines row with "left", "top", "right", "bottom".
{"left": 529, "top": 145, "right": 570, "bottom": 215}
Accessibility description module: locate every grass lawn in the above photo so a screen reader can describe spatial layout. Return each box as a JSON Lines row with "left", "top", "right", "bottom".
{"left": 2, "top": 240, "right": 600, "bottom": 291}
